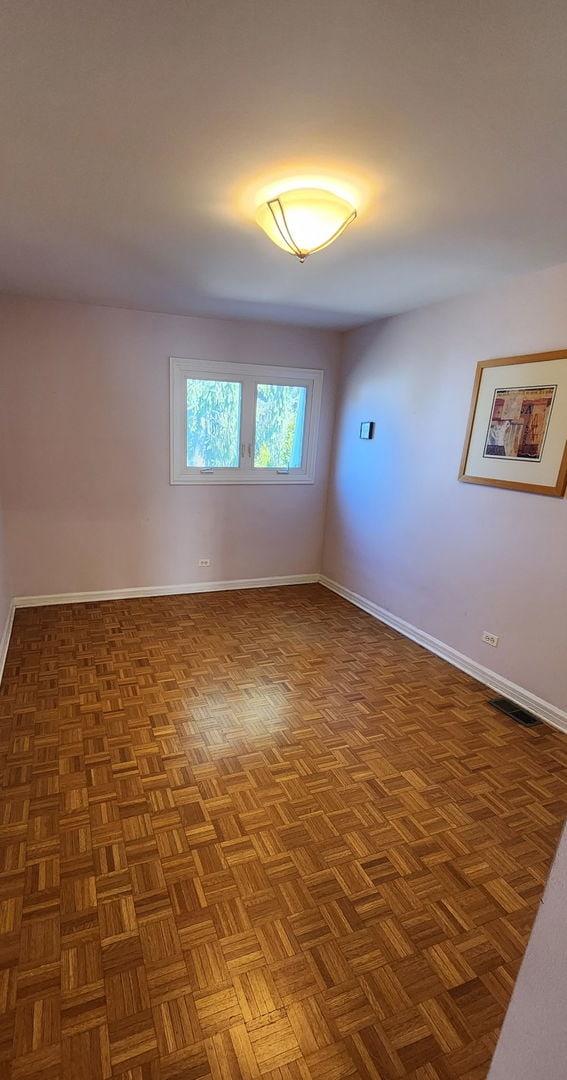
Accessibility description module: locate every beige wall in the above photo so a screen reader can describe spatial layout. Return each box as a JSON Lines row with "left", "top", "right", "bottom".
{"left": 0, "top": 496, "right": 9, "bottom": 638}
{"left": 0, "top": 297, "right": 339, "bottom": 598}
{"left": 0, "top": 344, "right": 10, "bottom": 637}
{"left": 323, "top": 262, "right": 567, "bottom": 712}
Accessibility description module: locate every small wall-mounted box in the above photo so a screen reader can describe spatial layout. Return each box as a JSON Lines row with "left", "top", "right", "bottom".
{"left": 359, "top": 421, "right": 375, "bottom": 440}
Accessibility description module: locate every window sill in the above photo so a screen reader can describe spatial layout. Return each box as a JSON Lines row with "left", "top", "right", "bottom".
{"left": 170, "top": 476, "right": 315, "bottom": 486}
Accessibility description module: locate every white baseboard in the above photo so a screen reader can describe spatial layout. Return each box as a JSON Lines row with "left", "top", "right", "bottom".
{"left": 0, "top": 601, "right": 15, "bottom": 685}
{"left": 12, "top": 573, "right": 319, "bottom": 609}
{"left": 319, "top": 575, "right": 567, "bottom": 735}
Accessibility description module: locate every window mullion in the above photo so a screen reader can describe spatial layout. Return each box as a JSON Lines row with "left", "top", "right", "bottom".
{"left": 239, "top": 376, "right": 256, "bottom": 477}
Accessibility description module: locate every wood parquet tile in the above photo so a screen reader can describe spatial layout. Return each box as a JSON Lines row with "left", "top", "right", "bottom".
{"left": 0, "top": 584, "right": 565, "bottom": 1079}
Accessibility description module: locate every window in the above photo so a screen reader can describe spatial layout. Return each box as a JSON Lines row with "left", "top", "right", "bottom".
{"left": 170, "top": 358, "right": 323, "bottom": 484}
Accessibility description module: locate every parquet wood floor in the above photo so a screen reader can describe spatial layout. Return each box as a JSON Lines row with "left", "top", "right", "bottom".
{"left": 0, "top": 584, "right": 565, "bottom": 1080}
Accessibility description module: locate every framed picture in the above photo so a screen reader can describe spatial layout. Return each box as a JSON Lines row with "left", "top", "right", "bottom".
{"left": 459, "top": 349, "right": 567, "bottom": 497}
{"left": 360, "top": 421, "right": 375, "bottom": 440}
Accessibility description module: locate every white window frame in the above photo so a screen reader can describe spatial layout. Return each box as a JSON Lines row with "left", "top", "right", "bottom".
{"left": 170, "top": 357, "right": 323, "bottom": 485}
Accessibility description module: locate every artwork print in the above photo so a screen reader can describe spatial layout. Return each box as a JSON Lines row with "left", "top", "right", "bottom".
{"left": 484, "top": 385, "right": 556, "bottom": 461}
{"left": 459, "top": 350, "right": 567, "bottom": 496}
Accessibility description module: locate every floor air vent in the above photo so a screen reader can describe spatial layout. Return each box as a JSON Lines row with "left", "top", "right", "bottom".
{"left": 489, "top": 697, "right": 541, "bottom": 727}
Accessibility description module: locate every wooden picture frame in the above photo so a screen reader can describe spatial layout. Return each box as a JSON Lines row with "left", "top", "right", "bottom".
{"left": 459, "top": 349, "right": 567, "bottom": 497}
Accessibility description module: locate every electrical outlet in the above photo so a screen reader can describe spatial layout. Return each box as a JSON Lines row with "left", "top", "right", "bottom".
{"left": 482, "top": 631, "right": 499, "bottom": 647}
{"left": 198, "top": 558, "right": 211, "bottom": 567}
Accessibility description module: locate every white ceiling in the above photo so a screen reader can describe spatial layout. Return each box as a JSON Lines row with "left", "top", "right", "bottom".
{"left": 2, "top": 0, "right": 567, "bottom": 329}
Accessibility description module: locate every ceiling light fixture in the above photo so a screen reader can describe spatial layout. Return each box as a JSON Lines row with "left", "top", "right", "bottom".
{"left": 256, "top": 186, "right": 357, "bottom": 262}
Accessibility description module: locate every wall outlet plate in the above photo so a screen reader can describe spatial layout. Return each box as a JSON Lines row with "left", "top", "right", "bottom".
{"left": 482, "top": 631, "right": 499, "bottom": 647}
{"left": 198, "top": 559, "right": 211, "bottom": 567}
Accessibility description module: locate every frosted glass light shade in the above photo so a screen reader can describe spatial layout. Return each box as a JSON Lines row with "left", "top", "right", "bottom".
{"left": 256, "top": 187, "right": 356, "bottom": 261}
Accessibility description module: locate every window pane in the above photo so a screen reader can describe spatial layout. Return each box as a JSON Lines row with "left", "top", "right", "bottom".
{"left": 187, "top": 378, "right": 241, "bottom": 468}
{"left": 254, "top": 384, "right": 307, "bottom": 468}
